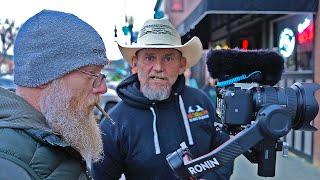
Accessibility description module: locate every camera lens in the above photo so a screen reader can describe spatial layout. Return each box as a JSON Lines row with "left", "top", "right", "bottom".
{"left": 291, "top": 82, "right": 320, "bottom": 131}
{"left": 252, "top": 82, "right": 319, "bottom": 131}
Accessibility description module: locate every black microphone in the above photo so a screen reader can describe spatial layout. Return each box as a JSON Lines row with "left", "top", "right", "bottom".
{"left": 206, "top": 49, "right": 284, "bottom": 86}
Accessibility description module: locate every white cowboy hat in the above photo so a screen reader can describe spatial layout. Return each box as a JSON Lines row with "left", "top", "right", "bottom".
{"left": 117, "top": 18, "right": 203, "bottom": 68}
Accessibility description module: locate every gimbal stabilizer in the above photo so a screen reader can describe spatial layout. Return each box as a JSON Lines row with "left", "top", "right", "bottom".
{"left": 166, "top": 104, "right": 298, "bottom": 179}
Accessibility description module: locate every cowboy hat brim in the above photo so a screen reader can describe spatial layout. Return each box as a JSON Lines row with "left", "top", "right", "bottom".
{"left": 117, "top": 37, "right": 203, "bottom": 68}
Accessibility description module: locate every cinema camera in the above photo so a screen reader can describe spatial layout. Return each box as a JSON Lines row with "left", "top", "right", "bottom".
{"left": 166, "top": 49, "right": 320, "bottom": 180}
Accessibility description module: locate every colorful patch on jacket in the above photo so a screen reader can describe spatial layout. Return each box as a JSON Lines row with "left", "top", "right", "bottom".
{"left": 187, "top": 105, "right": 209, "bottom": 122}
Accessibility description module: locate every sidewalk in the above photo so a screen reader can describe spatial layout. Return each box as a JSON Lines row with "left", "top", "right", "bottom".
{"left": 231, "top": 152, "right": 320, "bottom": 180}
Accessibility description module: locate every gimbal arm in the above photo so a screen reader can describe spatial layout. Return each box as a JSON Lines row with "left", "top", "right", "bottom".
{"left": 166, "top": 105, "right": 292, "bottom": 179}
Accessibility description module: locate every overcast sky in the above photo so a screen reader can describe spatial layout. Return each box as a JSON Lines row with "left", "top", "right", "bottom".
{"left": 0, "top": 0, "right": 157, "bottom": 60}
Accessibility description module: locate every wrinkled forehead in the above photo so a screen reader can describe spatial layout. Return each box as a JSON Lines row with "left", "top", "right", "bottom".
{"left": 135, "top": 48, "right": 182, "bottom": 56}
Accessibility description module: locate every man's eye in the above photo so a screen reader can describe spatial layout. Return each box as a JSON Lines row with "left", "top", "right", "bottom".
{"left": 86, "top": 71, "right": 96, "bottom": 75}
{"left": 83, "top": 69, "right": 95, "bottom": 74}
{"left": 164, "top": 56, "right": 173, "bottom": 62}
{"left": 145, "top": 56, "right": 155, "bottom": 61}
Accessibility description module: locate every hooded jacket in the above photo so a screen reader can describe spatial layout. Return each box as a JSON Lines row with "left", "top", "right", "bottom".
{"left": 0, "top": 87, "right": 88, "bottom": 180}
{"left": 93, "top": 74, "right": 233, "bottom": 180}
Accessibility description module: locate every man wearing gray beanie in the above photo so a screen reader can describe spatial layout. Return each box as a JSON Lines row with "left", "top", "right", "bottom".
{"left": 0, "top": 10, "right": 109, "bottom": 179}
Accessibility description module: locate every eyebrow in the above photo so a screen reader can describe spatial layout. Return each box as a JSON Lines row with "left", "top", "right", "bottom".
{"left": 164, "top": 53, "right": 174, "bottom": 56}
{"left": 144, "top": 53, "right": 156, "bottom": 56}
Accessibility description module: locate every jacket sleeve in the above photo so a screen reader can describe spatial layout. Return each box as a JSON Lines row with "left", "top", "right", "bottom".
{"left": 201, "top": 92, "right": 234, "bottom": 180}
{"left": 0, "top": 157, "right": 32, "bottom": 180}
{"left": 91, "top": 118, "right": 124, "bottom": 180}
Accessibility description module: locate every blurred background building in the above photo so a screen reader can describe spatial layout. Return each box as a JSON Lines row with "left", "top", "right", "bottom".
{"left": 164, "top": 0, "right": 320, "bottom": 166}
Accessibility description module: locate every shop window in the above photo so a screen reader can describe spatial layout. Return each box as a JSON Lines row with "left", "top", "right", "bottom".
{"left": 274, "top": 14, "right": 314, "bottom": 71}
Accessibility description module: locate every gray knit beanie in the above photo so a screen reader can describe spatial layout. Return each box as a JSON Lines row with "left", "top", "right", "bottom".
{"left": 14, "top": 9, "right": 108, "bottom": 87}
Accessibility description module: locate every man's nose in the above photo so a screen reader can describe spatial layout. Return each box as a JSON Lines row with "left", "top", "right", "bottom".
{"left": 93, "top": 80, "right": 108, "bottom": 94}
{"left": 152, "top": 59, "right": 164, "bottom": 71}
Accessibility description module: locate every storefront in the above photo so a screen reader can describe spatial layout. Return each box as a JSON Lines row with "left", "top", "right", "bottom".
{"left": 166, "top": 0, "right": 319, "bottom": 164}
{"left": 211, "top": 18, "right": 265, "bottom": 50}
{"left": 272, "top": 14, "right": 315, "bottom": 71}
{"left": 270, "top": 14, "right": 316, "bottom": 160}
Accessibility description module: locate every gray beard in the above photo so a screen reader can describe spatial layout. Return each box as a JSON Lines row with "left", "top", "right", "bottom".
{"left": 141, "top": 82, "right": 171, "bottom": 101}
{"left": 39, "top": 80, "right": 103, "bottom": 163}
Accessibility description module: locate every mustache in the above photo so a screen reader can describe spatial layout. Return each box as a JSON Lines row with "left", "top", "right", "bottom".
{"left": 86, "top": 95, "right": 101, "bottom": 111}
{"left": 88, "top": 95, "right": 100, "bottom": 105}
{"left": 149, "top": 73, "right": 168, "bottom": 80}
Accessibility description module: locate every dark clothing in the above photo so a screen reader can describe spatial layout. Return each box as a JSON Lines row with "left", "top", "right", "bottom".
{"left": 93, "top": 74, "right": 233, "bottom": 180}
{"left": 0, "top": 87, "right": 88, "bottom": 180}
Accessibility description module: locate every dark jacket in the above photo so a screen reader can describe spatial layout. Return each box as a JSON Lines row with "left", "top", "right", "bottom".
{"left": 0, "top": 87, "right": 88, "bottom": 180}
{"left": 93, "top": 74, "right": 233, "bottom": 180}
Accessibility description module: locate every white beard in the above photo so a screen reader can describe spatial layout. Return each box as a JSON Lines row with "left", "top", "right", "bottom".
{"left": 141, "top": 84, "right": 171, "bottom": 100}
{"left": 39, "top": 79, "right": 103, "bottom": 163}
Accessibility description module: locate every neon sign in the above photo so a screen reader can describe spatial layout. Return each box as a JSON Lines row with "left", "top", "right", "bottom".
{"left": 242, "top": 39, "right": 249, "bottom": 50}
{"left": 297, "top": 18, "right": 314, "bottom": 44}
{"left": 298, "top": 18, "right": 311, "bottom": 33}
{"left": 279, "top": 28, "right": 295, "bottom": 58}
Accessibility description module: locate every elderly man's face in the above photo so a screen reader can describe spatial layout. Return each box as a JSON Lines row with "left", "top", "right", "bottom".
{"left": 39, "top": 65, "right": 107, "bottom": 163}
{"left": 133, "top": 48, "right": 186, "bottom": 100}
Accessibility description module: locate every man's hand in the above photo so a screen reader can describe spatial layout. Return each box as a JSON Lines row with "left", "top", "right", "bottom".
{"left": 183, "top": 154, "right": 206, "bottom": 180}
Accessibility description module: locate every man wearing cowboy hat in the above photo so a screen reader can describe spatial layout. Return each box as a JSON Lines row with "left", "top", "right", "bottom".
{"left": 92, "top": 18, "right": 233, "bottom": 179}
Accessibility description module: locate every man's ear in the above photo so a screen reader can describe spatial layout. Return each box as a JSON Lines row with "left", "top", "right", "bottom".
{"left": 179, "top": 57, "right": 187, "bottom": 75}
{"left": 132, "top": 56, "right": 138, "bottom": 68}
{"left": 131, "top": 56, "right": 138, "bottom": 74}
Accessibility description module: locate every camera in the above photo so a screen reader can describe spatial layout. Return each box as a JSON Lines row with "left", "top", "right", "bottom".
{"left": 166, "top": 49, "right": 320, "bottom": 179}
{"left": 216, "top": 82, "right": 319, "bottom": 134}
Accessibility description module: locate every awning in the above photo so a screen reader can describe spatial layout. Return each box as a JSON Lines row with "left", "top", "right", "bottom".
{"left": 177, "top": 0, "right": 318, "bottom": 35}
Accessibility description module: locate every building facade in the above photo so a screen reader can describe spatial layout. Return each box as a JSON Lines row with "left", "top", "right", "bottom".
{"left": 165, "top": 0, "right": 320, "bottom": 166}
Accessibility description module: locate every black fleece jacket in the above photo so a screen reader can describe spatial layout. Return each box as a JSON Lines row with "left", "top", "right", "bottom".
{"left": 92, "top": 74, "right": 233, "bottom": 180}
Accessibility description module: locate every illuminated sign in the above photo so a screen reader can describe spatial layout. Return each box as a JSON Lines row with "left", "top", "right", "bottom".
{"left": 297, "top": 18, "right": 314, "bottom": 44}
{"left": 242, "top": 39, "right": 249, "bottom": 50}
{"left": 298, "top": 18, "right": 311, "bottom": 33}
{"left": 278, "top": 28, "right": 295, "bottom": 58}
